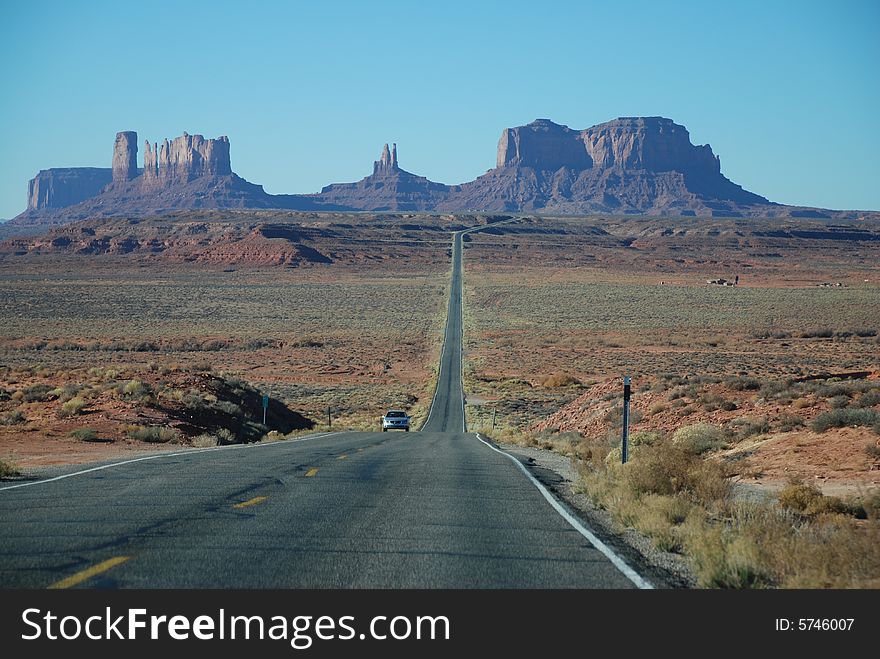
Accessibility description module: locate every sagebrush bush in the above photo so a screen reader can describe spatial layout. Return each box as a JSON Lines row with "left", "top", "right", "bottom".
{"left": 777, "top": 413, "right": 805, "bottom": 432}
{"left": 0, "top": 459, "right": 20, "bottom": 478}
{"left": 1, "top": 410, "right": 26, "bottom": 425}
{"left": 728, "top": 416, "right": 770, "bottom": 439}
{"left": 58, "top": 397, "right": 86, "bottom": 418}
{"left": 191, "top": 434, "right": 218, "bottom": 448}
{"left": 672, "top": 423, "right": 728, "bottom": 454}
{"left": 539, "top": 373, "right": 582, "bottom": 388}
{"left": 855, "top": 389, "right": 880, "bottom": 408}
{"left": 812, "top": 408, "right": 879, "bottom": 432}
{"left": 69, "top": 428, "right": 98, "bottom": 441}
{"left": 22, "top": 384, "right": 55, "bottom": 402}
{"left": 127, "top": 425, "right": 179, "bottom": 443}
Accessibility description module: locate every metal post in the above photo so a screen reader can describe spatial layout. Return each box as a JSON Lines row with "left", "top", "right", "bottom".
{"left": 328, "top": 406, "right": 331, "bottom": 428}
{"left": 622, "top": 376, "right": 631, "bottom": 464}
{"left": 491, "top": 407, "right": 496, "bottom": 431}
{"left": 261, "top": 394, "right": 269, "bottom": 426}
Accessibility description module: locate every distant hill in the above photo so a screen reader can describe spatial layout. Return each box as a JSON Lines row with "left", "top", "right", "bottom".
{"left": 5, "top": 118, "right": 875, "bottom": 235}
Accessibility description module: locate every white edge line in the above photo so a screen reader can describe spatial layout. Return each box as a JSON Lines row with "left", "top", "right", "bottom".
{"left": 475, "top": 433, "right": 654, "bottom": 590}
{"left": 0, "top": 431, "right": 342, "bottom": 493}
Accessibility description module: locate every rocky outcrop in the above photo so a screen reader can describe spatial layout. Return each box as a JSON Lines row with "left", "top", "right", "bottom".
{"left": 143, "top": 132, "right": 231, "bottom": 184}
{"left": 452, "top": 117, "right": 770, "bottom": 215}
{"left": 10, "top": 118, "right": 871, "bottom": 230}
{"left": 26, "top": 168, "right": 112, "bottom": 210}
{"left": 373, "top": 143, "right": 399, "bottom": 175}
{"left": 317, "top": 143, "right": 451, "bottom": 211}
{"left": 497, "top": 119, "right": 592, "bottom": 170}
{"left": 112, "top": 131, "right": 138, "bottom": 182}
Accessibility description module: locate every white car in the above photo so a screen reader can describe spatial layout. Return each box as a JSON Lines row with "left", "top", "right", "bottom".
{"left": 382, "top": 410, "right": 410, "bottom": 432}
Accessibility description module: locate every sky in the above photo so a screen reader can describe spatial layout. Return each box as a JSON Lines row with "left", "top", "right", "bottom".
{"left": 0, "top": 0, "right": 878, "bottom": 218}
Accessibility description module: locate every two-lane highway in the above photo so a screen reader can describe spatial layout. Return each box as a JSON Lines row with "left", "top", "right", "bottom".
{"left": 0, "top": 228, "right": 648, "bottom": 588}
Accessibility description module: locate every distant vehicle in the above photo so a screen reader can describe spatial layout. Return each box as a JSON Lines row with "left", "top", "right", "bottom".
{"left": 382, "top": 410, "right": 410, "bottom": 432}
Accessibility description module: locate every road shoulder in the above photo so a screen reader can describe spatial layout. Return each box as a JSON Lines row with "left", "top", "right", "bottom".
{"left": 496, "top": 442, "right": 697, "bottom": 588}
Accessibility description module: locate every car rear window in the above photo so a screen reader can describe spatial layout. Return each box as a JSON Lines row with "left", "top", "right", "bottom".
{"left": 386, "top": 411, "right": 405, "bottom": 417}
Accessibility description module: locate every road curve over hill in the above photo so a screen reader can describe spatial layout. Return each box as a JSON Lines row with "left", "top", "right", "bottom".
{"left": 0, "top": 228, "right": 649, "bottom": 589}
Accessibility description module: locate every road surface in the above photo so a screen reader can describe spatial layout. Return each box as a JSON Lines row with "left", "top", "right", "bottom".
{"left": 0, "top": 229, "right": 647, "bottom": 588}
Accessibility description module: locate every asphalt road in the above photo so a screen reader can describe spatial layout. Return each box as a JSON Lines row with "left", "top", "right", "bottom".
{"left": 0, "top": 229, "right": 646, "bottom": 589}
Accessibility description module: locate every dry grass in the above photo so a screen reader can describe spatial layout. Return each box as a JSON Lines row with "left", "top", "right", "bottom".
{"left": 577, "top": 437, "right": 880, "bottom": 588}
{"left": 0, "top": 458, "right": 19, "bottom": 478}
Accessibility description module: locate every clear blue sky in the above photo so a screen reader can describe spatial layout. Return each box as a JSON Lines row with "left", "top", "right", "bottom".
{"left": 1, "top": 0, "right": 878, "bottom": 218}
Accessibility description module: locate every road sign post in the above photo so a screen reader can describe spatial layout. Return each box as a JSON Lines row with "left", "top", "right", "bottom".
{"left": 492, "top": 407, "right": 496, "bottom": 432}
{"left": 328, "top": 406, "right": 331, "bottom": 428}
{"left": 262, "top": 394, "right": 269, "bottom": 426}
{"left": 622, "top": 376, "right": 631, "bottom": 464}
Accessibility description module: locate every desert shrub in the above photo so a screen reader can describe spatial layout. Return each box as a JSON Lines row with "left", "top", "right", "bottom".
{"left": 49, "top": 383, "right": 85, "bottom": 403}
{"left": 792, "top": 397, "right": 812, "bottom": 409}
{"left": 721, "top": 400, "right": 738, "bottom": 411}
{"left": 191, "top": 434, "right": 218, "bottom": 448}
{"left": 216, "top": 428, "right": 237, "bottom": 444}
{"left": 622, "top": 445, "right": 697, "bottom": 497}
{"left": 777, "top": 480, "right": 861, "bottom": 518}
{"left": 777, "top": 413, "right": 805, "bottom": 432}
{"left": 623, "top": 493, "right": 692, "bottom": 552}
{"left": 0, "top": 388, "right": 9, "bottom": 401}
{"left": 22, "top": 384, "right": 55, "bottom": 402}
{"left": 726, "top": 376, "right": 761, "bottom": 391}
{"left": 778, "top": 481, "right": 824, "bottom": 513}
{"left": 865, "top": 442, "right": 880, "bottom": 459}
{"left": 828, "top": 395, "right": 850, "bottom": 409}
{"left": 672, "top": 423, "right": 728, "bottom": 455}
{"left": 648, "top": 402, "right": 667, "bottom": 415}
{"left": 261, "top": 430, "right": 285, "bottom": 442}
{"left": 58, "top": 397, "right": 86, "bottom": 418}
{"left": 183, "top": 391, "right": 207, "bottom": 411}
{"left": 127, "top": 425, "right": 179, "bottom": 443}
{"left": 69, "top": 428, "right": 99, "bottom": 441}
{"left": 812, "top": 408, "right": 879, "bottom": 432}
{"left": 1, "top": 410, "right": 26, "bottom": 426}
{"left": 630, "top": 430, "right": 661, "bottom": 446}
{"left": 131, "top": 341, "right": 159, "bottom": 352}
{"left": 681, "top": 506, "right": 779, "bottom": 588}
{"left": 728, "top": 416, "right": 770, "bottom": 439}
{"left": 0, "top": 459, "right": 20, "bottom": 478}
{"left": 214, "top": 400, "right": 243, "bottom": 417}
{"left": 855, "top": 389, "right": 880, "bottom": 408}
{"left": 539, "top": 373, "right": 582, "bottom": 388}
{"left": 121, "top": 379, "right": 150, "bottom": 397}
{"left": 576, "top": 432, "right": 618, "bottom": 467}
{"left": 798, "top": 329, "right": 833, "bottom": 339}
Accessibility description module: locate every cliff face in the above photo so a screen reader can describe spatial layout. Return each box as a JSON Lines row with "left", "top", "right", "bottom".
{"left": 112, "top": 131, "right": 138, "bottom": 182}
{"left": 14, "top": 117, "right": 859, "bottom": 229}
{"left": 27, "top": 168, "right": 113, "bottom": 210}
{"left": 461, "top": 117, "right": 769, "bottom": 215}
{"left": 143, "top": 132, "right": 231, "bottom": 184}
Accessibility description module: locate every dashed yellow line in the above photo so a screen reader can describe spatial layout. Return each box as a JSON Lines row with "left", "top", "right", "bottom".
{"left": 48, "top": 556, "right": 130, "bottom": 590}
{"left": 233, "top": 496, "right": 268, "bottom": 509}
{"left": 337, "top": 454, "right": 348, "bottom": 460}
{"left": 305, "top": 467, "right": 319, "bottom": 477}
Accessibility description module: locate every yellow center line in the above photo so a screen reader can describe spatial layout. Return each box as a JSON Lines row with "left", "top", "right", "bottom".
{"left": 233, "top": 495, "right": 268, "bottom": 509}
{"left": 337, "top": 454, "right": 348, "bottom": 460}
{"left": 356, "top": 448, "right": 364, "bottom": 452}
{"left": 48, "top": 556, "right": 130, "bottom": 590}
{"left": 305, "top": 467, "right": 319, "bottom": 477}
